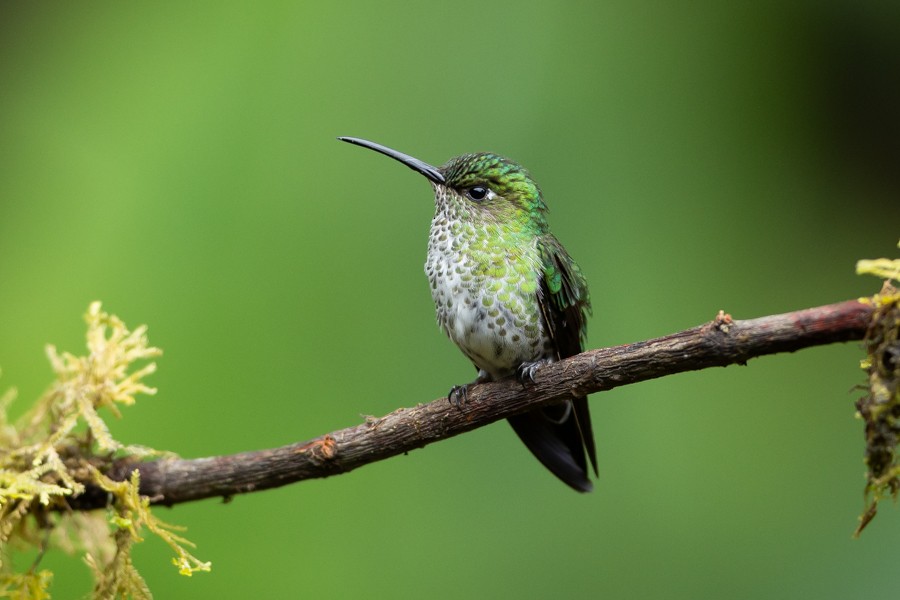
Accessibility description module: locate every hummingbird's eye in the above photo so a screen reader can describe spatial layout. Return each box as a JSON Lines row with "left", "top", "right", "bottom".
{"left": 466, "top": 186, "right": 490, "bottom": 201}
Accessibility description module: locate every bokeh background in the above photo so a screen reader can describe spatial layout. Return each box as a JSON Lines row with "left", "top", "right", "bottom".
{"left": 1, "top": 1, "right": 899, "bottom": 598}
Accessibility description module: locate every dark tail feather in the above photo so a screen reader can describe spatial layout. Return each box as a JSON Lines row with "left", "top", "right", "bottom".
{"left": 572, "top": 397, "right": 599, "bottom": 477}
{"left": 507, "top": 397, "right": 597, "bottom": 492}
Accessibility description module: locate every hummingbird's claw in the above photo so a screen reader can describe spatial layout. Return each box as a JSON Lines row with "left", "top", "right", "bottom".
{"left": 516, "top": 359, "right": 549, "bottom": 385}
{"left": 448, "top": 384, "right": 469, "bottom": 409}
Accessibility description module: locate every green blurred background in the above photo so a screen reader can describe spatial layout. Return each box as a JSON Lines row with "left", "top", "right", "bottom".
{"left": 1, "top": 1, "right": 899, "bottom": 598}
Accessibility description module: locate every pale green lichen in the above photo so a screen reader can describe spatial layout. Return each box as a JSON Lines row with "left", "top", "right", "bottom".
{"left": 0, "top": 303, "right": 208, "bottom": 598}
{"left": 0, "top": 569, "right": 53, "bottom": 600}
{"left": 856, "top": 239, "right": 900, "bottom": 282}
{"left": 854, "top": 241, "right": 900, "bottom": 537}
{"left": 85, "top": 469, "right": 210, "bottom": 599}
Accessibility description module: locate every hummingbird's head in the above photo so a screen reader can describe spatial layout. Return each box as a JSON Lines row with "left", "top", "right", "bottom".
{"left": 438, "top": 152, "right": 548, "bottom": 225}
{"left": 338, "top": 137, "right": 549, "bottom": 229}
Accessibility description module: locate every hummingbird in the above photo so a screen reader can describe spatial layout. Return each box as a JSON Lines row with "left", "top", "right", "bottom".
{"left": 339, "top": 137, "right": 597, "bottom": 492}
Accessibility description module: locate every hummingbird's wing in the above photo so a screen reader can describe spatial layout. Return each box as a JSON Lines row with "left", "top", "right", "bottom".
{"left": 507, "top": 235, "right": 598, "bottom": 491}
{"left": 536, "top": 235, "right": 591, "bottom": 360}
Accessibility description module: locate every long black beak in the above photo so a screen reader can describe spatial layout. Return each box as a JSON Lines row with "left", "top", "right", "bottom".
{"left": 338, "top": 137, "right": 445, "bottom": 185}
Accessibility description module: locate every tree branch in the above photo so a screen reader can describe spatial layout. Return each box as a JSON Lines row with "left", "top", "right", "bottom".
{"left": 68, "top": 299, "right": 873, "bottom": 510}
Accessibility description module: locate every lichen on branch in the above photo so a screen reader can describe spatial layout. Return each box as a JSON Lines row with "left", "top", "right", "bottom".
{"left": 0, "top": 302, "right": 208, "bottom": 599}
{"left": 854, "top": 243, "right": 900, "bottom": 536}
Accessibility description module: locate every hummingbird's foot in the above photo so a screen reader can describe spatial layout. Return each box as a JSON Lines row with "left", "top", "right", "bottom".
{"left": 516, "top": 359, "right": 551, "bottom": 385}
{"left": 447, "top": 384, "right": 470, "bottom": 409}
{"left": 447, "top": 370, "right": 492, "bottom": 409}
